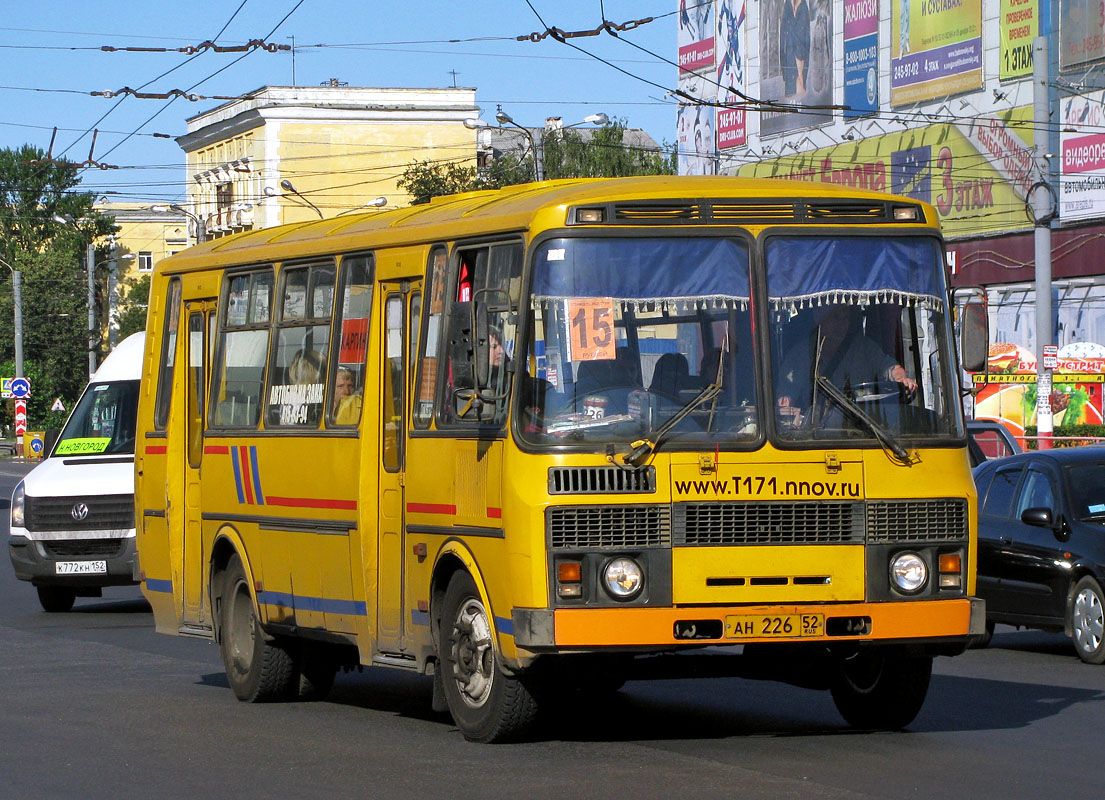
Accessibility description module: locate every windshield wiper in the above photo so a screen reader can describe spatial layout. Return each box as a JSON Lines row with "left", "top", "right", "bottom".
{"left": 815, "top": 375, "right": 916, "bottom": 467}
{"left": 622, "top": 362, "right": 724, "bottom": 468}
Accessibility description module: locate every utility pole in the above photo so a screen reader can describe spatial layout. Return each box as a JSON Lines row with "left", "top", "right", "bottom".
{"left": 1033, "top": 35, "right": 1054, "bottom": 449}
{"left": 87, "top": 243, "right": 97, "bottom": 379}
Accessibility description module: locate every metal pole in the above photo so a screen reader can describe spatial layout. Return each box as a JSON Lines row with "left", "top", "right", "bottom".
{"left": 108, "top": 250, "right": 118, "bottom": 348}
{"left": 13, "top": 267, "right": 23, "bottom": 457}
{"left": 1033, "top": 35, "right": 1053, "bottom": 449}
{"left": 87, "top": 243, "right": 97, "bottom": 379}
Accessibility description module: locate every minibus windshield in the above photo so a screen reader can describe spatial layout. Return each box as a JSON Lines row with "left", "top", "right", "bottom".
{"left": 53, "top": 380, "right": 140, "bottom": 457}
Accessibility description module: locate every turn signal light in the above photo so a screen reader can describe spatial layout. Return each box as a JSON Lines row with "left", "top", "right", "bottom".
{"left": 939, "top": 553, "right": 962, "bottom": 573}
{"left": 557, "top": 562, "right": 582, "bottom": 583}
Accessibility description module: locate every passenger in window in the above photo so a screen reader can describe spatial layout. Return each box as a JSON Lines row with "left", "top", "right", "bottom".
{"left": 333, "top": 367, "right": 362, "bottom": 425}
{"left": 288, "top": 349, "right": 324, "bottom": 384}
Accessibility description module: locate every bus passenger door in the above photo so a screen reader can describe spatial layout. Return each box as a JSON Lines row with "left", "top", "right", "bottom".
{"left": 182, "top": 301, "right": 215, "bottom": 625}
{"left": 377, "top": 279, "right": 419, "bottom": 653}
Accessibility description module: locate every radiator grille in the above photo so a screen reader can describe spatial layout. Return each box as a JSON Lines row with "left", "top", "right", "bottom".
{"left": 548, "top": 466, "right": 656, "bottom": 495}
{"left": 866, "top": 499, "right": 968, "bottom": 542}
{"left": 674, "top": 501, "right": 864, "bottom": 546}
{"left": 547, "top": 505, "right": 671, "bottom": 549}
{"left": 25, "top": 494, "right": 135, "bottom": 532}
{"left": 577, "top": 199, "right": 924, "bottom": 226}
{"left": 42, "top": 539, "right": 127, "bottom": 559}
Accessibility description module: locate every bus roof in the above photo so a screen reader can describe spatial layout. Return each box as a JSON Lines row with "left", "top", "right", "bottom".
{"left": 158, "top": 176, "right": 939, "bottom": 274}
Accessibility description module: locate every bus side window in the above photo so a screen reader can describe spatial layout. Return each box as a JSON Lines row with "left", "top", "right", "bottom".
{"left": 153, "top": 278, "right": 181, "bottom": 430}
{"left": 267, "top": 262, "right": 334, "bottom": 428}
{"left": 328, "top": 253, "right": 373, "bottom": 427}
{"left": 210, "top": 269, "right": 273, "bottom": 429}
{"left": 413, "top": 247, "right": 447, "bottom": 429}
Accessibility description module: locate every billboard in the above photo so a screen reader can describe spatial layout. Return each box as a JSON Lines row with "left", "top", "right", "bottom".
{"left": 1060, "top": 89, "right": 1105, "bottom": 221}
{"left": 890, "top": 0, "right": 983, "bottom": 106}
{"left": 716, "top": 0, "right": 747, "bottom": 149}
{"left": 844, "top": 0, "right": 879, "bottom": 118}
{"left": 677, "top": 76, "right": 717, "bottom": 175}
{"left": 999, "top": 0, "right": 1038, "bottom": 80}
{"left": 678, "top": 0, "right": 716, "bottom": 74}
{"left": 757, "top": 0, "right": 834, "bottom": 136}
{"left": 1060, "top": 0, "right": 1105, "bottom": 71}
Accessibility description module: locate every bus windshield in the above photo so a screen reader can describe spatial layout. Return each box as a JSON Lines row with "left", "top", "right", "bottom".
{"left": 766, "top": 235, "right": 959, "bottom": 444}
{"left": 53, "top": 380, "right": 140, "bottom": 457}
{"left": 519, "top": 236, "right": 758, "bottom": 446}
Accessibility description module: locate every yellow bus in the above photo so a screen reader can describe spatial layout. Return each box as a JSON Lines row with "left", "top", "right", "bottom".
{"left": 135, "top": 176, "right": 987, "bottom": 742}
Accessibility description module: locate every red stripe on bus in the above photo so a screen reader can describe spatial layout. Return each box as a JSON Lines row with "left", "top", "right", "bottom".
{"left": 145, "top": 445, "right": 167, "bottom": 454}
{"left": 406, "top": 502, "right": 457, "bottom": 515}
{"left": 264, "top": 496, "right": 357, "bottom": 510}
{"left": 204, "top": 445, "right": 230, "bottom": 454}
{"left": 486, "top": 507, "right": 502, "bottom": 519}
{"left": 238, "top": 447, "right": 255, "bottom": 504}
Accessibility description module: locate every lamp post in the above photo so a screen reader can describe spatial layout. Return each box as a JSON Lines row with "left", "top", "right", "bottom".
{"left": 150, "top": 203, "right": 206, "bottom": 245}
{"left": 0, "top": 256, "right": 24, "bottom": 454}
{"left": 494, "top": 106, "right": 540, "bottom": 182}
{"left": 278, "top": 180, "right": 324, "bottom": 219}
{"left": 334, "top": 197, "right": 389, "bottom": 217}
{"left": 475, "top": 108, "right": 608, "bottom": 182}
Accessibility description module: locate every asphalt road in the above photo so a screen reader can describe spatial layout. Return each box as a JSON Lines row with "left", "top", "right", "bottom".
{"left": 2, "top": 457, "right": 1103, "bottom": 800}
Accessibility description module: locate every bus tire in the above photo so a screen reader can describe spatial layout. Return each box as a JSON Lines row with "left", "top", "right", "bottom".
{"left": 439, "top": 571, "right": 539, "bottom": 743}
{"left": 830, "top": 650, "right": 932, "bottom": 730}
{"left": 218, "top": 555, "right": 297, "bottom": 703}
{"left": 37, "top": 586, "right": 76, "bottom": 613}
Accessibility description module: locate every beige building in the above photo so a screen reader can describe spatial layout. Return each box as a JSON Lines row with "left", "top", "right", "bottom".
{"left": 176, "top": 84, "right": 480, "bottom": 236}
{"left": 94, "top": 199, "right": 188, "bottom": 284}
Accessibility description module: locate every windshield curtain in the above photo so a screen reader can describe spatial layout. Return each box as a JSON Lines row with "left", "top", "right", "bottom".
{"left": 766, "top": 235, "right": 959, "bottom": 444}
{"left": 53, "top": 380, "right": 140, "bottom": 457}
{"left": 521, "top": 237, "right": 758, "bottom": 447}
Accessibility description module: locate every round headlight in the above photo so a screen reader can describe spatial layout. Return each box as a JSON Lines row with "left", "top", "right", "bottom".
{"left": 890, "top": 552, "right": 928, "bottom": 594}
{"left": 602, "top": 557, "right": 644, "bottom": 600}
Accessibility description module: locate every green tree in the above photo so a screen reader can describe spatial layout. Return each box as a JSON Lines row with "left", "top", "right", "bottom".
{"left": 115, "top": 273, "right": 151, "bottom": 340}
{"left": 0, "top": 144, "right": 116, "bottom": 433}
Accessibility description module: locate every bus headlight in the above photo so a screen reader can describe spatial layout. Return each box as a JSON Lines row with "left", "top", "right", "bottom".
{"left": 890, "top": 552, "right": 927, "bottom": 594}
{"left": 10, "top": 481, "right": 25, "bottom": 530}
{"left": 602, "top": 557, "right": 643, "bottom": 600}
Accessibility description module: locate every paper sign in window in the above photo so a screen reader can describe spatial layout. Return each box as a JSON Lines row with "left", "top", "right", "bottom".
{"left": 567, "top": 297, "right": 616, "bottom": 361}
{"left": 339, "top": 317, "right": 369, "bottom": 364}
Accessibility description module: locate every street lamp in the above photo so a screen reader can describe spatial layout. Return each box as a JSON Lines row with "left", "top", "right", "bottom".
{"left": 278, "top": 179, "right": 324, "bottom": 219}
{"left": 150, "top": 203, "right": 206, "bottom": 244}
{"left": 494, "top": 105, "right": 540, "bottom": 182}
{"left": 334, "top": 197, "right": 389, "bottom": 217}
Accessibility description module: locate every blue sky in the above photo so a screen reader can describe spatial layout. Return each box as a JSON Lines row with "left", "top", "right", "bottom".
{"left": 0, "top": 0, "right": 679, "bottom": 205}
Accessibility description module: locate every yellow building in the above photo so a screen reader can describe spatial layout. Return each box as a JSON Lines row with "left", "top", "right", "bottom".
{"left": 176, "top": 84, "right": 480, "bottom": 236}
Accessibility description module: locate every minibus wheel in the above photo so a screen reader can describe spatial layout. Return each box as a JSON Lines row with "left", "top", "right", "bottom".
{"left": 439, "top": 571, "right": 539, "bottom": 742}
{"left": 218, "top": 554, "right": 297, "bottom": 702}
{"left": 37, "top": 586, "right": 76, "bottom": 613}
{"left": 830, "top": 649, "right": 932, "bottom": 730}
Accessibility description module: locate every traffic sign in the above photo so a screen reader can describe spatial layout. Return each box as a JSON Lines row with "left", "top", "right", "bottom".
{"left": 27, "top": 431, "right": 44, "bottom": 459}
{"left": 1, "top": 377, "right": 10, "bottom": 399}
{"left": 51, "top": 397, "right": 65, "bottom": 412}
{"left": 10, "top": 377, "right": 31, "bottom": 399}
{"left": 14, "top": 399, "right": 27, "bottom": 434}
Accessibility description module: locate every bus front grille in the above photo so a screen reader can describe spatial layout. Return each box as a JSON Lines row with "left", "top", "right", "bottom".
{"left": 674, "top": 501, "right": 864, "bottom": 545}
{"left": 547, "top": 504, "right": 671, "bottom": 549}
{"left": 548, "top": 466, "right": 656, "bottom": 494}
{"left": 866, "top": 499, "right": 968, "bottom": 542}
{"left": 24, "top": 494, "right": 136, "bottom": 532}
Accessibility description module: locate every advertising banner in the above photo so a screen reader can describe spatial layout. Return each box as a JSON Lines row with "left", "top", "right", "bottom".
{"left": 677, "top": 76, "right": 717, "bottom": 175}
{"left": 999, "top": 0, "right": 1038, "bottom": 80}
{"left": 757, "top": 0, "right": 834, "bottom": 136}
{"left": 1059, "top": 0, "right": 1105, "bottom": 71}
{"left": 890, "top": 0, "right": 983, "bottom": 107}
{"left": 678, "top": 0, "right": 716, "bottom": 74}
{"left": 1060, "top": 89, "right": 1105, "bottom": 221}
{"left": 735, "top": 106, "right": 1035, "bottom": 238}
{"left": 844, "top": 0, "right": 879, "bottom": 118}
{"left": 716, "top": 0, "right": 747, "bottom": 148}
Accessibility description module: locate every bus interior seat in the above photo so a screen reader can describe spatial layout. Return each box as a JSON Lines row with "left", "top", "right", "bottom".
{"left": 649, "top": 352, "right": 691, "bottom": 397}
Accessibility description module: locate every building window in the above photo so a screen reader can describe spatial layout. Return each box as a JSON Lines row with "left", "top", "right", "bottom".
{"left": 216, "top": 182, "right": 233, "bottom": 209}
{"left": 138, "top": 251, "right": 153, "bottom": 273}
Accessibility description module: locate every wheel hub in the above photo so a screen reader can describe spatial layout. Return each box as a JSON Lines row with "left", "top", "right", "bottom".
{"left": 1073, "top": 588, "right": 1104, "bottom": 654}
{"left": 451, "top": 598, "right": 494, "bottom": 708}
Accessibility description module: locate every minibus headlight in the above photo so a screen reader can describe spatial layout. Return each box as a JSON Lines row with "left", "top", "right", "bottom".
{"left": 890, "top": 552, "right": 927, "bottom": 594}
{"left": 10, "top": 481, "right": 25, "bottom": 530}
{"left": 602, "top": 557, "right": 643, "bottom": 600}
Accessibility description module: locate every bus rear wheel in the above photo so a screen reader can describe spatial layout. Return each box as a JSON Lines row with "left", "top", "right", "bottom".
{"left": 218, "top": 555, "right": 297, "bottom": 702}
{"left": 830, "top": 650, "right": 932, "bottom": 730}
{"left": 439, "top": 572, "right": 539, "bottom": 743}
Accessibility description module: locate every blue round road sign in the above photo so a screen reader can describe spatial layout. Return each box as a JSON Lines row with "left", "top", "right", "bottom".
{"left": 10, "top": 377, "right": 30, "bottom": 399}
{"left": 30, "top": 438, "right": 43, "bottom": 453}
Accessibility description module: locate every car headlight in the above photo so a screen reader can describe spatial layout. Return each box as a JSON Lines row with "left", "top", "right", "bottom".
{"left": 602, "top": 557, "right": 643, "bottom": 600}
{"left": 890, "top": 552, "right": 927, "bottom": 594}
{"left": 10, "top": 481, "right": 25, "bottom": 530}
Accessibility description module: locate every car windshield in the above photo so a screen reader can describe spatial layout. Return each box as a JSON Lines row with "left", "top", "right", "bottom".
{"left": 53, "top": 380, "right": 140, "bottom": 457}
{"left": 1065, "top": 462, "right": 1105, "bottom": 520}
{"left": 766, "top": 235, "right": 960, "bottom": 444}
{"left": 519, "top": 236, "right": 757, "bottom": 447}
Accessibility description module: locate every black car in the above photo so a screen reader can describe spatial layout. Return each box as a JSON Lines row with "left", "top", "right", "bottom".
{"left": 974, "top": 448, "right": 1105, "bottom": 663}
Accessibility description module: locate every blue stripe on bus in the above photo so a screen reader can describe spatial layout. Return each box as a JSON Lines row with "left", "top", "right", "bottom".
{"left": 494, "top": 616, "right": 514, "bottom": 636}
{"left": 144, "top": 578, "right": 173, "bottom": 594}
{"left": 249, "top": 446, "right": 264, "bottom": 506}
{"left": 231, "top": 448, "right": 245, "bottom": 504}
{"left": 257, "top": 590, "right": 367, "bottom": 616}
{"left": 411, "top": 609, "right": 429, "bottom": 627}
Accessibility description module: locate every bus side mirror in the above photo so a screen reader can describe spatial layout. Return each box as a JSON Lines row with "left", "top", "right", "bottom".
{"left": 960, "top": 302, "right": 988, "bottom": 373}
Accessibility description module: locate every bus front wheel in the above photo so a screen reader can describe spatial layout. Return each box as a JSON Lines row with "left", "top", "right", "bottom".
{"left": 218, "top": 554, "right": 297, "bottom": 702}
{"left": 439, "top": 571, "right": 539, "bottom": 743}
{"left": 830, "top": 650, "right": 932, "bottom": 730}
